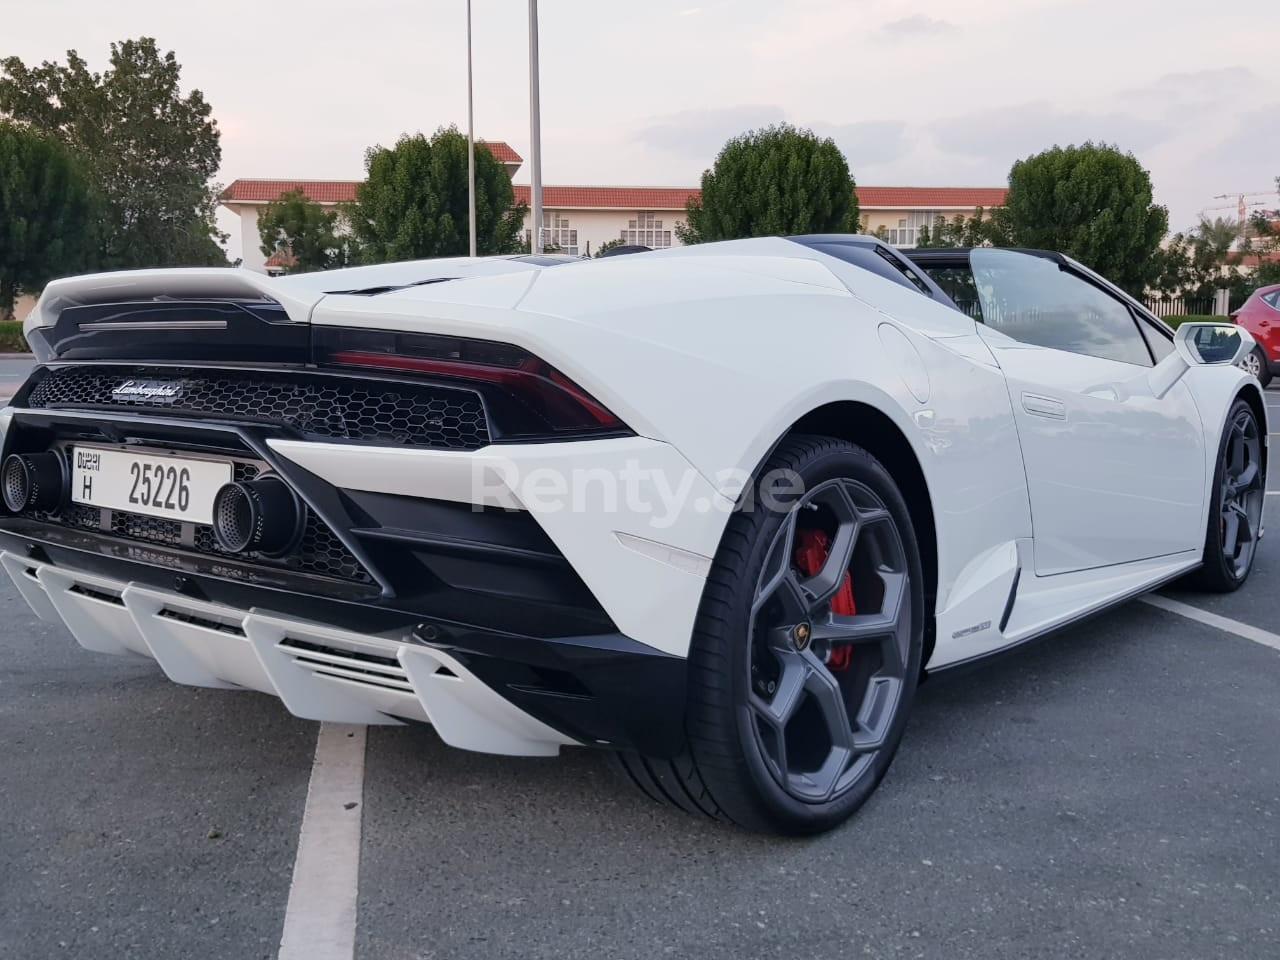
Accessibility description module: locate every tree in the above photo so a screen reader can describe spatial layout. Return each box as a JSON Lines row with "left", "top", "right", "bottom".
{"left": 677, "top": 124, "right": 859, "bottom": 244}
{"left": 593, "top": 238, "right": 626, "bottom": 257}
{"left": 348, "top": 127, "right": 526, "bottom": 262}
{"left": 915, "top": 208, "right": 1010, "bottom": 248}
{"left": 258, "top": 189, "right": 349, "bottom": 274}
{"left": 0, "top": 37, "right": 226, "bottom": 269}
{"left": 1149, "top": 216, "right": 1242, "bottom": 299}
{"left": 1000, "top": 142, "right": 1167, "bottom": 294}
{"left": 0, "top": 122, "right": 96, "bottom": 319}
{"left": 1236, "top": 176, "right": 1280, "bottom": 288}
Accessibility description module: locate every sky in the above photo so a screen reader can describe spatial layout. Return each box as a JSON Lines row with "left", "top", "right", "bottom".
{"left": 6, "top": 0, "right": 1279, "bottom": 261}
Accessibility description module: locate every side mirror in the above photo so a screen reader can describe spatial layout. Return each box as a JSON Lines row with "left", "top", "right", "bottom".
{"left": 1174, "top": 321, "right": 1255, "bottom": 367}
{"left": 1148, "top": 322, "right": 1256, "bottom": 399}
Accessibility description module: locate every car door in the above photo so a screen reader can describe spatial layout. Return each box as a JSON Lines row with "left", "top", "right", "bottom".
{"left": 1256, "top": 290, "right": 1280, "bottom": 361}
{"left": 966, "top": 249, "right": 1206, "bottom": 576}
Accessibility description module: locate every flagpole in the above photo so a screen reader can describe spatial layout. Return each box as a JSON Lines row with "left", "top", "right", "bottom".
{"left": 466, "top": 0, "right": 477, "bottom": 257}
{"left": 528, "top": 0, "right": 543, "bottom": 253}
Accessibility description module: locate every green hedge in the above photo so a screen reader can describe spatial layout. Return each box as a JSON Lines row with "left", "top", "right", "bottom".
{"left": 1160, "top": 315, "right": 1222, "bottom": 330}
{"left": 0, "top": 321, "right": 28, "bottom": 353}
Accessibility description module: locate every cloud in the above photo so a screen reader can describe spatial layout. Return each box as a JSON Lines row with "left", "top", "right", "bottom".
{"left": 879, "top": 15, "right": 959, "bottom": 39}
{"left": 636, "top": 105, "right": 787, "bottom": 162}
{"left": 678, "top": 6, "right": 702, "bottom": 15}
{"left": 1195, "top": 105, "right": 1280, "bottom": 196}
{"left": 1114, "top": 68, "right": 1259, "bottom": 124}
{"left": 929, "top": 101, "right": 1173, "bottom": 163}
{"left": 813, "top": 121, "right": 912, "bottom": 169}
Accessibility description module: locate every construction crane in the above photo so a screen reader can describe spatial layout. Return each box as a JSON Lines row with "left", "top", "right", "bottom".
{"left": 1207, "top": 191, "right": 1275, "bottom": 223}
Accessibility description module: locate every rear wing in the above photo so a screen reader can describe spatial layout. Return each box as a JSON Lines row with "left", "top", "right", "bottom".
{"left": 25, "top": 268, "right": 320, "bottom": 335}
{"left": 25, "top": 256, "right": 560, "bottom": 338}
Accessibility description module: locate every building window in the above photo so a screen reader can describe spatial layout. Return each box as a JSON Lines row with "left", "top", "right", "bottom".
{"left": 540, "top": 211, "right": 578, "bottom": 255}
{"left": 620, "top": 211, "right": 673, "bottom": 249}
{"left": 887, "top": 210, "right": 944, "bottom": 248}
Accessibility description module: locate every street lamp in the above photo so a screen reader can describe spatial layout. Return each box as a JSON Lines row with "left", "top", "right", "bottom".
{"left": 528, "top": 0, "right": 543, "bottom": 253}
{"left": 466, "top": 0, "right": 477, "bottom": 257}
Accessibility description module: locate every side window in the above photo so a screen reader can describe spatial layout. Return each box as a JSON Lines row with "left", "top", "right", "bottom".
{"left": 917, "top": 264, "right": 983, "bottom": 319}
{"left": 1137, "top": 317, "right": 1174, "bottom": 362}
{"left": 970, "top": 249, "right": 1153, "bottom": 366}
{"left": 1263, "top": 290, "right": 1280, "bottom": 310}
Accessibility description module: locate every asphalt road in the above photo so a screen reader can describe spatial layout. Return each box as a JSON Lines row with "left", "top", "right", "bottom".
{"left": 0, "top": 389, "right": 1278, "bottom": 959}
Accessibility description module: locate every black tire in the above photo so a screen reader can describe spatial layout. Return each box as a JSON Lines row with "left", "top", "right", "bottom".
{"left": 614, "top": 435, "right": 925, "bottom": 834}
{"left": 1183, "top": 399, "right": 1265, "bottom": 592}
{"left": 1240, "top": 346, "right": 1272, "bottom": 388}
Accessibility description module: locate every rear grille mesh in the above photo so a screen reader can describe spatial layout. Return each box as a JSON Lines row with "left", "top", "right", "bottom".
{"left": 29, "top": 459, "right": 373, "bottom": 585}
{"left": 27, "top": 365, "right": 491, "bottom": 450}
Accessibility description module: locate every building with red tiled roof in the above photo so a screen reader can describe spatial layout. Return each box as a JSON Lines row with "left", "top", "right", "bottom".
{"left": 222, "top": 142, "right": 1006, "bottom": 272}
{"left": 856, "top": 187, "right": 1008, "bottom": 210}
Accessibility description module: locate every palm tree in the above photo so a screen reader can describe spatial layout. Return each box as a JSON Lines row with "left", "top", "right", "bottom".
{"left": 1194, "top": 216, "right": 1240, "bottom": 258}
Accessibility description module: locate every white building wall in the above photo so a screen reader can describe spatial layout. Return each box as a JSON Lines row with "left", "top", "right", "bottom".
{"left": 522, "top": 208, "right": 688, "bottom": 257}
{"left": 13, "top": 294, "right": 37, "bottom": 324}
{"left": 235, "top": 205, "right": 267, "bottom": 272}
{"left": 229, "top": 200, "right": 690, "bottom": 273}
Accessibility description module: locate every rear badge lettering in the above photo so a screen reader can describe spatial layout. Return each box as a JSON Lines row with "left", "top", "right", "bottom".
{"left": 112, "top": 380, "right": 184, "bottom": 403}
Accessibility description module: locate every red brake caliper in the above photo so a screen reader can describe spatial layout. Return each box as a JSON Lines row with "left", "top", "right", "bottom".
{"left": 793, "top": 528, "right": 857, "bottom": 671}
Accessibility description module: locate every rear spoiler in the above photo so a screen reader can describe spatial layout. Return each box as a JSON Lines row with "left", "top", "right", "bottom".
{"left": 25, "top": 256, "right": 559, "bottom": 338}
{"left": 25, "top": 268, "right": 321, "bottom": 335}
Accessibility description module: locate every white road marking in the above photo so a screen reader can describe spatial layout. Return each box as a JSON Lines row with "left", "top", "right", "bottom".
{"left": 1142, "top": 594, "right": 1280, "bottom": 654}
{"left": 278, "top": 723, "right": 368, "bottom": 960}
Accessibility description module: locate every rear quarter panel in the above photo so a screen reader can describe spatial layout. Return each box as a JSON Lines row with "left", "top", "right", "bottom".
{"left": 314, "top": 253, "right": 1034, "bottom": 622}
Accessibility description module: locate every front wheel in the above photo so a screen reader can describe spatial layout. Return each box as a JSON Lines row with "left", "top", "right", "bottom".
{"left": 1183, "top": 399, "right": 1265, "bottom": 592}
{"left": 614, "top": 436, "right": 925, "bottom": 834}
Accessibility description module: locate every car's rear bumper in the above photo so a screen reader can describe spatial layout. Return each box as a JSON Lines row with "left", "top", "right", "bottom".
{"left": 0, "top": 534, "right": 689, "bottom": 756}
{"left": 0, "top": 394, "right": 731, "bottom": 758}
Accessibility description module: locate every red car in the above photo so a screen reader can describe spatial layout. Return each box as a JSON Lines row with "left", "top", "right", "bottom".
{"left": 1232, "top": 283, "right": 1280, "bottom": 387}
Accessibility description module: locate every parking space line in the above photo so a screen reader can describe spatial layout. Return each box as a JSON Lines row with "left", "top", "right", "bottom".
{"left": 1142, "top": 594, "right": 1280, "bottom": 654}
{"left": 278, "top": 723, "right": 367, "bottom": 960}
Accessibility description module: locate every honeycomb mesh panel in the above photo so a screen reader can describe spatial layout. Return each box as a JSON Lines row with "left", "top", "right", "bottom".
{"left": 3, "top": 459, "right": 25, "bottom": 509}
{"left": 112, "top": 511, "right": 181, "bottom": 545}
{"left": 192, "top": 512, "right": 370, "bottom": 582}
{"left": 23, "top": 449, "right": 372, "bottom": 585}
{"left": 28, "top": 366, "right": 490, "bottom": 450}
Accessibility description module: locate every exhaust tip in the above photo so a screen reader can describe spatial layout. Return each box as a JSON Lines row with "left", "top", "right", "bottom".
{"left": 2, "top": 452, "right": 66, "bottom": 513}
{"left": 211, "top": 477, "right": 301, "bottom": 555}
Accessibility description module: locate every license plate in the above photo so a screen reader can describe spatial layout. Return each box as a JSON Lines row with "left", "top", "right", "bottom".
{"left": 71, "top": 447, "right": 233, "bottom": 524}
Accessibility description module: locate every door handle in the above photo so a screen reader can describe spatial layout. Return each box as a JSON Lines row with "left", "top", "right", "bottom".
{"left": 1022, "top": 392, "right": 1067, "bottom": 420}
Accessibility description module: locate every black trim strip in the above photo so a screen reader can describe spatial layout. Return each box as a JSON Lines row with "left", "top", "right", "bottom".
{"left": 998, "top": 566, "right": 1021, "bottom": 633}
{"left": 929, "top": 562, "right": 1197, "bottom": 675}
{"left": 77, "top": 320, "right": 228, "bottom": 332}
{"left": 348, "top": 526, "right": 570, "bottom": 568}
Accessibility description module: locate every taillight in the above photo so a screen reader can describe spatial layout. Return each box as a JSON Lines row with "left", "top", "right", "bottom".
{"left": 314, "top": 327, "right": 626, "bottom": 438}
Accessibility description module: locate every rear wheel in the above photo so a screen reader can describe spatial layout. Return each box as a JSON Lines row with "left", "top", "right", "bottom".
{"left": 614, "top": 436, "right": 924, "bottom": 834}
{"left": 1239, "top": 347, "right": 1271, "bottom": 388}
{"left": 1184, "top": 399, "right": 1265, "bottom": 592}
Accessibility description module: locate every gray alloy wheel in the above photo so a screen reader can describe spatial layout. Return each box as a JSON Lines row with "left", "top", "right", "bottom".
{"left": 1184, "top": 399, "right": 1265, "bottom": 592}
{"left": 1219, "top": 404, "right": 1265, "bottom": 581}
{"left": 746, "top": 477, "right": 912, "bottom": 803}
{"left": 612, "top": 436, "right": 924, "bottom": 834}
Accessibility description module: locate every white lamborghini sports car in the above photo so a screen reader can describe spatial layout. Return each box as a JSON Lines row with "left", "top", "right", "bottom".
{"left": 4, "top": 237, "right": 1266, "bottom": 834}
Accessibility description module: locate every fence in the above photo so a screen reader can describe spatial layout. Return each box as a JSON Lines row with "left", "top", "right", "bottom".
{"left": 1143, "top": 297, "right": 1217, "bottom": 318}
